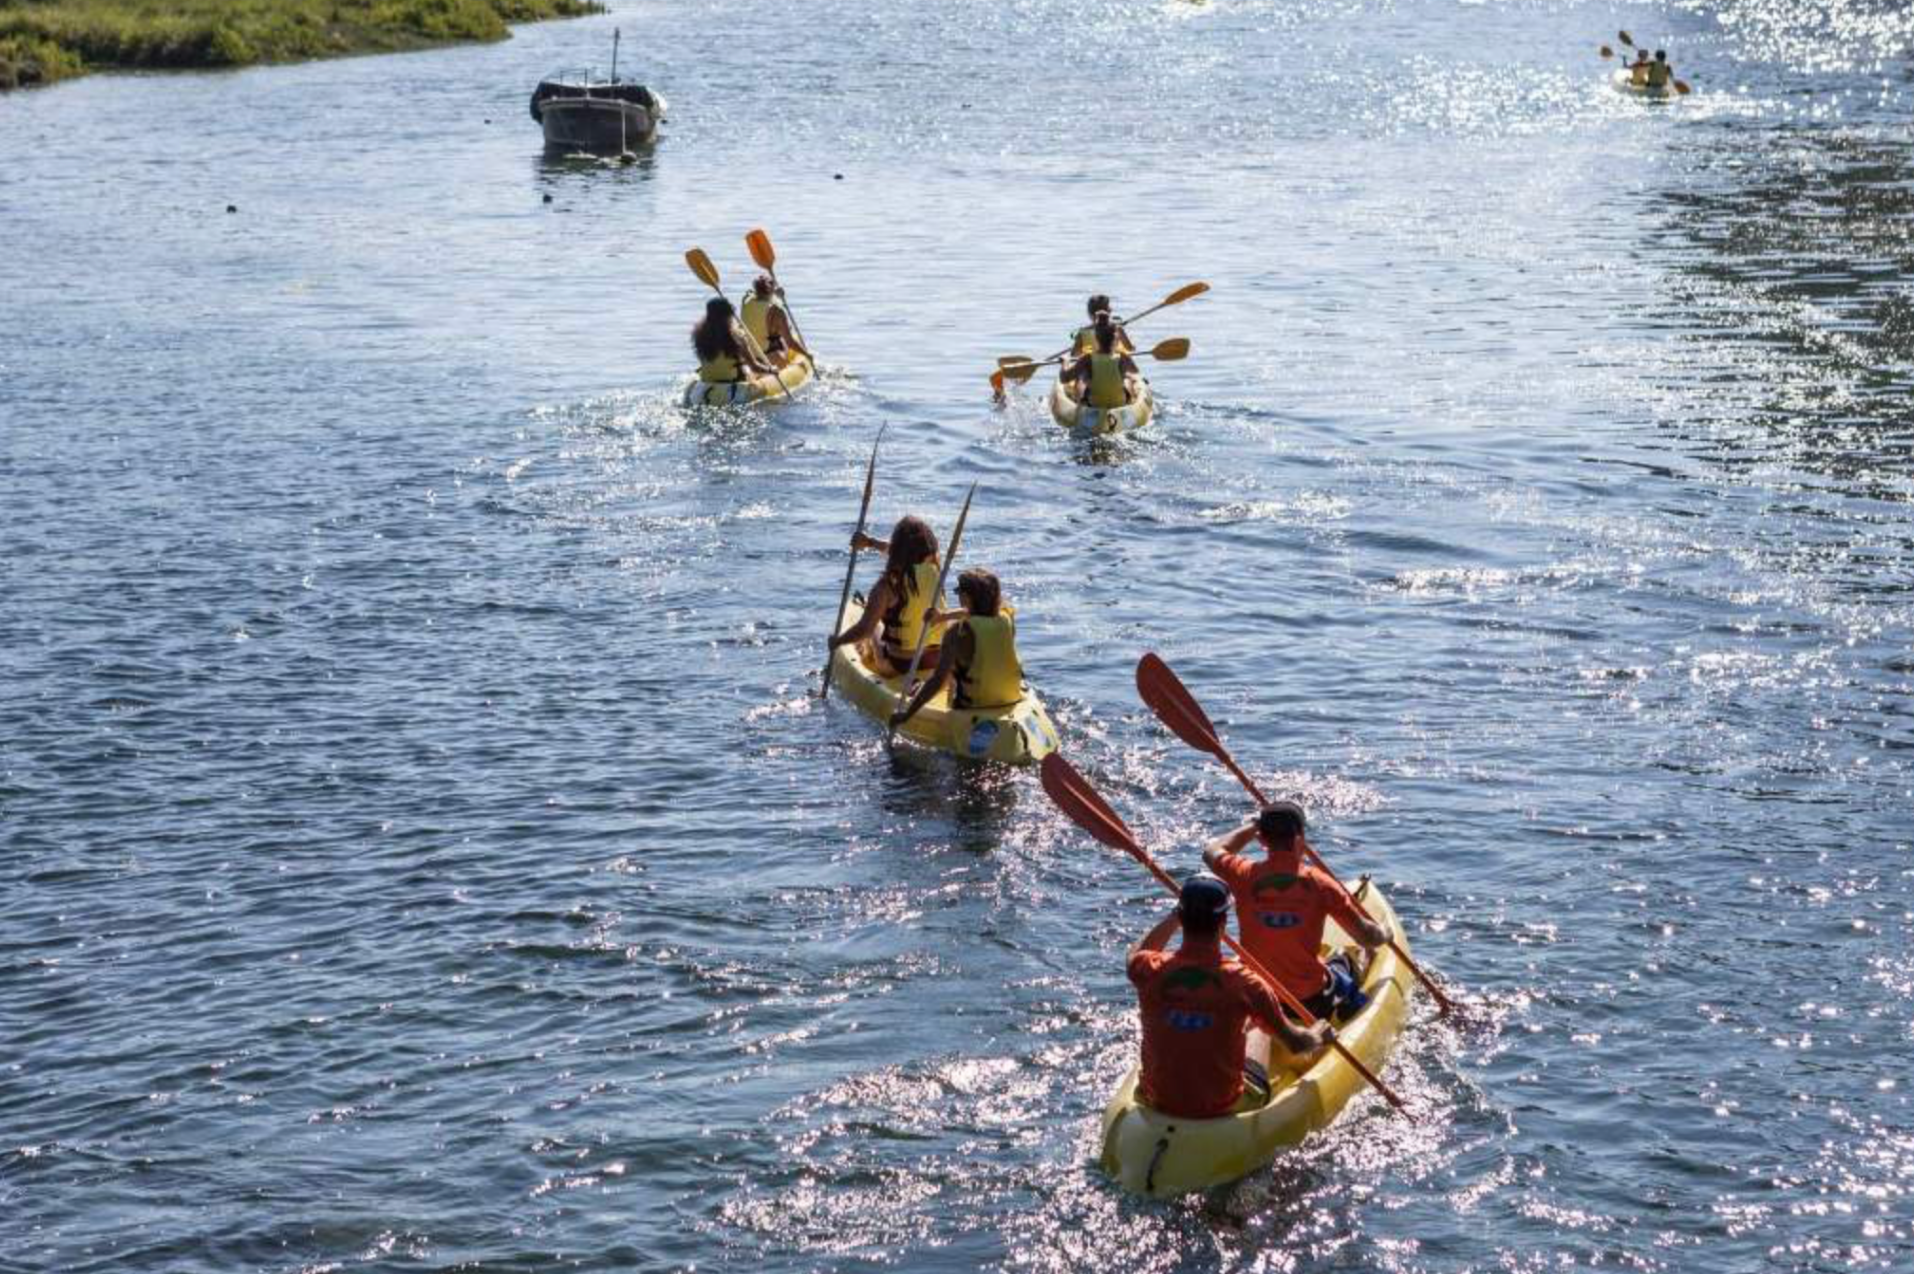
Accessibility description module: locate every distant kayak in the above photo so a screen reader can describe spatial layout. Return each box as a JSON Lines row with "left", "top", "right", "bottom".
{"left": 1097, "top": 879, "right": 1415, "bottom": 1197}
{"left": 1611, "top": 69, "right": 1676, "bottom": 102}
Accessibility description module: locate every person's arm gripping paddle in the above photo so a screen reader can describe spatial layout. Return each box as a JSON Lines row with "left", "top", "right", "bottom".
{"left": 1038, "top": 753, "right": 1410, "bottom": 1114}
{"left": 1135, "top": 652, "right": 1460, "bottom": 1016}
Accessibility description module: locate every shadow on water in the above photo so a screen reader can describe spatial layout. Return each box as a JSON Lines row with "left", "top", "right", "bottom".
{"left": 876, "top": 747, "right": 1026, "bottom": 852}
{"left": 532, "top": 143, "right": 660, "bottom": 190}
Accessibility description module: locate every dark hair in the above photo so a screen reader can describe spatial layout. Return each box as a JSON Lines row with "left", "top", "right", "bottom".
{"left": 1092, "top": 311, "right": 1119, "bottom": 354}
{"left": 692, "top": 297, "right": 742, "bottom": 362}
{"left": 751, "top": 274, "right": 775, "bottom": 299}
{"left": 884, "top": 516, "right": 938, "bottom": 595}
{"left": 957, "top": 567, "right": 1001, "bottom": 617}
{"left": 1257, "top": 801, "right": 1306, "bottom": 847}
{"left": 1178, "top": 874, "right": 1229, "bottom": 935}
{"left": 1654, "top": 49, "right": 1666, "bottom": 59}
{"left": 1087, "top": 293, "right": 1111, "bottom": 319}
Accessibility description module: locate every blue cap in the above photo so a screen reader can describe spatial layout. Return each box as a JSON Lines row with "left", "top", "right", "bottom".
{"left": 1179, "top": 872, "right": 1230, "bottom": 925}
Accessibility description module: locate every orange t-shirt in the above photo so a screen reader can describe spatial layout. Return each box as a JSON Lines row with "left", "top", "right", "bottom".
{"left": 1127, "top": 935, "right": 1286, "bottom": 1119}
{"left": 1211, "top": 848, "right": 1369, "bottom": 1002}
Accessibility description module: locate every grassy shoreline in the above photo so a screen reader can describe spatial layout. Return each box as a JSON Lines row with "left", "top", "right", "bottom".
{"left": 0, "top": 0, "right": 603, "bottom": 91}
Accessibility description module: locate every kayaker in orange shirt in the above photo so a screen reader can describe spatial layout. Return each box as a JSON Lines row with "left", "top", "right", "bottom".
{"left": 1127, "top": 874, "right": 1330, "bottom": 1119}
{"left": 1203, "top": 802, "right": 1391, "bottom": 1023}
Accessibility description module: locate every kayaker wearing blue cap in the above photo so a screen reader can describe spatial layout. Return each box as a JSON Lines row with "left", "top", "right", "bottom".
{"left": 1126, "top": 873, "right": 1331, "bottom": 1119}
{"left": 1204, "top": 802, "right": 1391, "bottom": 1024}
{"left": 889, "top": 568, "right": 1028, "bottom": 727}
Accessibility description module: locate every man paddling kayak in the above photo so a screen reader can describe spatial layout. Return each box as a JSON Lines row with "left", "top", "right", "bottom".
{"left": 742, "top": 274, "right": 809, "bottom": 361}
{"left": 1128, "top": 874, "right": 1331, "bottom": 1119}
{"left": 1626, "top": 49, "right": 1652, "bottom": 86}
{"left": 829, "top": 515, "right": 959, "bottom": 675}
{"left": 1062, "top": 313, "right": 1142, "bottom": 409}
{"left": 1645, "top": 50, "right": 1675, "bottom": 91}
{"left": 888, "top": 568, "right": 1028, "bottom": 726}
{"left": 1204, "top": 802, "right": 1392, "bottom": 1023}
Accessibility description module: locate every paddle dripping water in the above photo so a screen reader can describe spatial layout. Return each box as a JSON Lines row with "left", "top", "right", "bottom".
{"left": 2, "top": 1, "right": 1912, "bottom": 1271}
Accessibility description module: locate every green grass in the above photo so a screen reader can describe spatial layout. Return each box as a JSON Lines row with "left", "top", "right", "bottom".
{"left": 0, "top": 0, "right": 602, "bottom": 89}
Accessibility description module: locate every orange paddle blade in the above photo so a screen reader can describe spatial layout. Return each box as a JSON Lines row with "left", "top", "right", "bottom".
{"left": 685, "top": 248, "right": 720, "bottom": 290}
{"left": 998, "top": 354, "right": 1038, "bottom": 369}
{"left": 745, "top": 228, "right": 776, "bottom": 271}
{"left": 1599, "top": 45, "right": 1613, "bottom": 59}
{"left": 1675, "top": 79, "right": 1692, "bottom": 94}
{"left": 1161, "top": 281, "right": 1209, "bottom": 307}
{"left": 1040, "top": 754, "right": 1145, "bottom": 857}
{"left": 1619, "top": 29, "right": 1634, "bottom": 46}
{"left": 1135, "top": 654, "right": 1227, "bottom": 758}
{"left": 1148, "top": 337, "right": 1191, "bottom": 361}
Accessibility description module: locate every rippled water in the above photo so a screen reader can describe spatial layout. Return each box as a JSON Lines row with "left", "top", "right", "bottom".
{"left": 4, "top": 1, "right": 1912, "bottom": 1270}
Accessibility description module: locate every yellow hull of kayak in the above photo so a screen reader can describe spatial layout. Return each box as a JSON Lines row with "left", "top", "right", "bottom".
{"left": 1611, "top": 69, "right": 1675, "bottom": 101}
{"left": 827, "top": 597, "right": 1061, "bottom": 765}
{"left": 1098, "top": 882, "right": 1414, "bottom": 1197}
{"left": 683, "top": 349, "right": 815, "bottom": 407}
{"left": 1049, "top": 377, "right": 1154, "bottom": 436}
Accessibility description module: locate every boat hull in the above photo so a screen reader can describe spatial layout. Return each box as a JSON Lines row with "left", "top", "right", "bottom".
{"left": 1098, "top": 881, "right": 1414, "bottom": 1197}
{"left": 1048, "top": 377, "right": 1154, "bottom": 436}
{"left": 827, "top": 598, "right": 1060, "bottom": 765}
{"left": 1611, "top": 69, "right": 1675, "bottom": 101}
{"left": 683, "top": 350, "right": 816, "bottom": 408}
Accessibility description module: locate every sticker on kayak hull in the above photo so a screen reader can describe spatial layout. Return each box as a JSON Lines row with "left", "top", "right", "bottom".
{"left": 967, "top": 718, "right": 1001, "bottom": 757}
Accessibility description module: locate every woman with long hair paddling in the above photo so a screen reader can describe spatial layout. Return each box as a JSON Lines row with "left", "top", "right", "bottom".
{"left": 827, "top": 515, "right": 956, "bottom": 676}
{"left": 1063, "top": 312, "right": 1142, "bottom": 410}
{"left": 692, "top": 296, "right": 777, "bottom": 387}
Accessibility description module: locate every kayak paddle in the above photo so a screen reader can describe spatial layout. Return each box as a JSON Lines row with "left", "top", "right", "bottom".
{"left": 1120, "top": 281, "right": 1209, "bottom": 328}
{"left": 997, "top": 337, "right": 1190, "bottom": 384}
{"left": 1039, "top": 753, "right": 1409, "bottom": 1115}
{"left": 744, "top": 227, "right": 814, "bottom": 359}
{"left": 823, "top": 425, "right": 885, "bottom": 701}
{"left": 1134, "top": 653, "right": 1460, "bottom": 1016}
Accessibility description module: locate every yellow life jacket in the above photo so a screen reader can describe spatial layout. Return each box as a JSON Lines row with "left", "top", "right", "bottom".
{"left": 741, "top": 294, "right": 775, "bottom": 347}
{"left": 1087, "top": 354, "right": 1128, "bottom": 408}
{"left": 956, "top": 612, "right": 1023, "bottom": 709}
{"left": 699, "top": 352, "right": 741, "bottom": 383}
{"left": 1074, "top": 325, "right": 1134, "bottom": 355}
{"left": 1645, "top": 61, "right": 1671, "bottom": 88}
{"left": 882, "top": 559, "right": 944, "bottom": 657}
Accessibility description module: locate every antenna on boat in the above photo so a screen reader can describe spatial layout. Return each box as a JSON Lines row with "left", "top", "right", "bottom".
{"left": 610, "top": 27, "right": 620, "bottom": 83}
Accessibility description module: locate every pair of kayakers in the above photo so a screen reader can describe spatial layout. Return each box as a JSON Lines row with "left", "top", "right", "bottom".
{"left": 1064, "top": 294, "right": 1142, "bottom": 409}
{"left": 826, "top": 515, "right": 1028, "bottom": 727}
{"left": 1128, "top": 803, "right": 1392, "bottom": 1119}
{"left": 691, "top": 275, "right": 810, "bottom": 385}
{"left": 1626, "top": 48, "right": 1675, "bottom": 89}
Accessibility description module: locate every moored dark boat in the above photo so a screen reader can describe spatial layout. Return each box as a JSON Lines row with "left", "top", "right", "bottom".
{"left": 530, "top": 30, "right": 666, "bottom": 155}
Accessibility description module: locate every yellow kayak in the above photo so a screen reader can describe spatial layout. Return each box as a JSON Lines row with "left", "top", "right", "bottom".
{"left": 1611, "top": 69, "right": 1676, "bottom": 101}
{"left": 683, "top": 349, "right": 815, "bottom": 407}
{"left": 1048, "top": 376, "right": 1154, "bottom": 436}
{"left": 828, "top": 597, "right": 1061, "bottom": 764}
{"left": 1098, "top": 880, "right": 1413, "bottom": 1196}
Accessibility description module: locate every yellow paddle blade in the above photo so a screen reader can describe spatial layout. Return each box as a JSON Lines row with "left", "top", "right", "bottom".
{"left": 1002, "top": 360, "right": 1044, "bottom": 383}
{"left": 998, "top": 354, "right": 1037, "bottom": 369}
{"left": 685, "top": 248, "right": 720, "bottom": 291}
{"left": 745, "top": 228, "right": 776, "bottom": 271}
{"left": 1160, "top": 281, "right": 1209, "bottom": 307}
{"left": 1599, "top": 45, "right": 1614, "bottom": 59}
{"left": 1148, "top": 337, "right": 1190, "bottom": 361}
{"left": 1675, "top": 79, "right": 1692, "bottom": 95}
